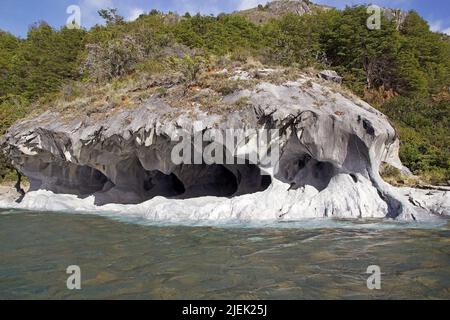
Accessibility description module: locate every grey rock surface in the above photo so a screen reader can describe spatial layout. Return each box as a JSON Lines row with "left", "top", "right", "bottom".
{"left": 318, "top": 70, "right": 343, "bottom": 84}
{"left": 235, "top": 0, "right": 330, "bottom": 24}
{"left": 265, "top": 0, "right": 312, "bottom": 15}
{"left": 400, "top": 187, "right": 450, "bottom": 217}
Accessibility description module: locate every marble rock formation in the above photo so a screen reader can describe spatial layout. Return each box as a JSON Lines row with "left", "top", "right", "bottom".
{"left": 1, "top": 72, "right": 447, "bottom": 221}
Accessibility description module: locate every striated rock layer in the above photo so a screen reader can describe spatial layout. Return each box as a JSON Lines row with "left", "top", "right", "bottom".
{"left": 1, "top": 73, "right": 447, "bottom": 221}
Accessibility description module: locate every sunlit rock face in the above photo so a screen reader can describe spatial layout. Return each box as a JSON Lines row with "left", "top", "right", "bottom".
{"left": 1, "top": 73, "right": 441, "bottom": 221}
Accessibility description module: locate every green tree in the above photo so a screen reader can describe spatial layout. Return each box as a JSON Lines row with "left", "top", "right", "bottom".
{"left": 263, "top": 13, "right": 323, "bottom": 66}
{"left": 321, "top": 6, "right": 400, "bottom": 93}
{"left": 0, "top": 31, "right": 20, "bottom": 97}
{"left": 7, "top": 22, "right": 85, "bottom": 99}
{"left": 98, "top": 8, "right": 125, "bottom": 26}
{"left": 397, "top": 11, "right": 450, "bottom": 96}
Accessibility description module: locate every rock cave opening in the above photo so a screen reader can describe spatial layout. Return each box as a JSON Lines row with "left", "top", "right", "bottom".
{"left": 25, "top": 157, "right": 273, "bottom": 205}
{"left": 276, "top": 152, "right": 337, "bottom": 191}
{"left": 140, "top": 162, "right": 272, "bottom": 202}
{"left": 25, "top": 159, "right": 111, "bottom": 197}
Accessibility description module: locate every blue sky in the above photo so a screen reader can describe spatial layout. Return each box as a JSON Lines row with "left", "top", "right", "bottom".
{"left": 0, "top": 0, "right": 449, "bottom": 38}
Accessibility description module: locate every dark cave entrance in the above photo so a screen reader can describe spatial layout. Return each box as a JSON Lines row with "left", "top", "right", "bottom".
{"left": 25, "top": 161, "right": 111, "bottom": 196}
{"left": 277, "top": 152, "right": 337, "bottom": 191}
{"left": 141, "top": 163, "right": 271, "bottom": 201}
{"left": 75, "top": 165, "right": 110, "bottom": 195}
{"left": 25, "top": 155, "right": 272, "bottom": 205}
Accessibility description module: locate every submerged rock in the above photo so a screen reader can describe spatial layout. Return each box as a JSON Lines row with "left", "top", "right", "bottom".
{"left": 0, "top": 71, "right": 447, "bottom": 221}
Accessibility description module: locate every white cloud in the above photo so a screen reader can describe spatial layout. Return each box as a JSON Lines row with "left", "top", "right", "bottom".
{"left": 430, "top": 20, "right": 450, "bottom": 35}
{"left": 237, "top": 0, "right": 269, "bottom": 11}
{"left": 79, "top": 0, "right": 114, "bottom": 26}
{"left": 127, "top": 8, "right": 145, "bottom": 21}
{"left": 78, "top": 0, "right": 144, "bottom": 26}
{"left": 175, "top": 0, "right": 223, "bottom": 15}
{"left": 429, "top": 20, "right": 442, "bottom": 31}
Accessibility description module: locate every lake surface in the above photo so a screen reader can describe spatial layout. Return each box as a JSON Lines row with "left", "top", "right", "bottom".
{"left": 0, "top": 208, "right": 449, "bottom": 299}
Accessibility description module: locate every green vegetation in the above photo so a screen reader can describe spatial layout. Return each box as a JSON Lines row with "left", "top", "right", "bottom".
{"left": 0, "top": 6, "right": 449, "bottom": 184}
{"left": 379, "top": 96, "right": 449, "bottom": 184}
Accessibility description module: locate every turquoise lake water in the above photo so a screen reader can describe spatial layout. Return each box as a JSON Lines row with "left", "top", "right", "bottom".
{"left": 0, "top": 208, "right": 449, "bottom": 299}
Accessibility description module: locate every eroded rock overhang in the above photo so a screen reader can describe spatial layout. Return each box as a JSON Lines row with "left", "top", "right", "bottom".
{"left": 1, "top": 76, "right": 423, "bottom": 220}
